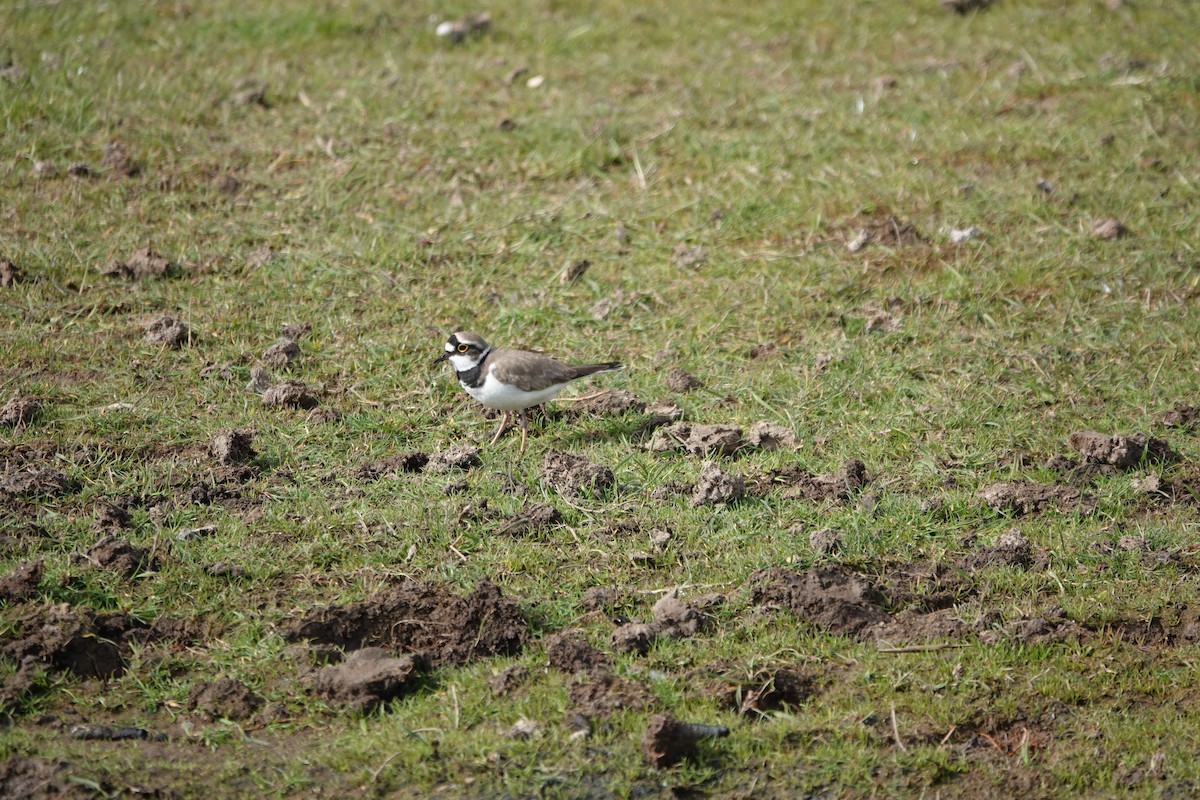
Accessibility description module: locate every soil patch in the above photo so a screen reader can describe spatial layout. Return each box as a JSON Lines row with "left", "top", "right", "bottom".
{"left": 428, "top": 445, "right": 482, "bottom": 472}
{"left": 143, "top": 315, "right": 192, "bottom": 348}
{"left": 960, "top": 528, "right": 1035, "bottom": 571}
{"left": 188, "top": 678, "right": 264, "bottom": 721}
{"left": 283, "top": 579, "right": 528, "bottom": 666}
{"left": 0, "top": 258, "right": 21, "bottom": 288}
{"left": 0, "top": 466, "right": 79, "bottom": 498}
{"left": 0, "top": 559, "right": 43, "bottom": 602}
{"left": 1068, "top": 430, "right": 1175, "bottom": 467}
{"left": 751, "top": 459, "right": 869, "bottom": 502}
{"left": 1155, "top": 404, "right": 1200, "bottom": 431}
{"left": 650, "top": 423, "right": 743, "bottom": 457}
{"left": 312, "top": 648, "right": 420, "bottom": 712}
{"left": 722, "top": 667, "right": 818, "bottom": 717}
{"left": 642, "top": 714, "right": 728, "bottom": 768}
{"left": 977, "top": 480, "right": 1095, "bottom": 516}
{"left": 2, "top": 605, "right": 134, "bottom": 679}
{"left": 691, "top": 461, "right": 745, "bottom": 505}
{"left": 355, "top": 452, "right": 429, "bottom": 480}
{"left": 82, "top": 536, "right": 153, "bottom": 579}
{"left": 262, "top": 338, "right": 301, "bottom": 368}
{"left": 262, "top": 380, "right": 319, "bottom": 409}
{"left": 568, "top": 389, "right": 646, "bottom": 416}
{"left": 0, "top": 757, "right": 98, "bottom": 800}
{"left": 489, "top": 664, "right": 529, "bottom": 695}
{"left": 569, "top": 671, "right": 656, "bottom": 717}
{"left": 493, "top": 503, "right": 563, "bottom": 536}
{"left": 541, "top": 450, "right": 614, "bottom": 497}
{"left": 749, "top": 566, "right": 889, "bottom": 636}
{"left": 545, "top": 631, "right": 610, "bottom": 673}
{"left": 209, "top": 429, "right": 256, "bottom": 466}
{"left": 102, "top": 247, "right": 179, "bottom": 280}
{"left": 846, "top": 214, "right": 927, "bottom": 251}
{"left": 1, "top": 395, "right": 40, "bottom": 427}
{"left": 665, "top": 368, "right": 703, "bottom": 393}
{"left": 746, "top": 421, "right": 797, "bottom": 451}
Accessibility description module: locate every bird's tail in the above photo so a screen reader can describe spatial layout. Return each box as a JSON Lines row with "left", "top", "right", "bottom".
{"left": 570, "top": 361, "right": 624, "bottom": 379}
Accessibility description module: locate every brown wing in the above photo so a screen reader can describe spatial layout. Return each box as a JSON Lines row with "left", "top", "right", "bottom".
{"left": 488, "top": 349, "right": 622, "bottom": 391}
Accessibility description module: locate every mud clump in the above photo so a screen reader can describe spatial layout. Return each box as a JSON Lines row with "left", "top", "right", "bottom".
{"left": 0, "top": 467, "right": 79, "bottom": 498}
{"left": 747, "top": 420, "right": 797, "bottom": 451}
{"left": 1090, "top": 217, "right": 1128, "bottom": 239}
{"left": 0, "top": 559, "right": 42, "bottom": 602}
{"left": 188, "top": 677, "right": 264, "bottom": 721}
{"left": 569, "top": 671, "right": 656, "bottom": 717}
{"left": 1155, "top": 405, "right": 1200, "bottom": 431}
{"left": 650, "top": 423, "right": 743, "bottom": 457}
{"left": 611, "top": 623, "right": 657, "bottom": 655}
{"left": 0, "top": 258, "right": 22, "bottom": 288}
{"left": 1, "top": 396, "right": 40, "bottom": 427}
{"left": 569, "top": 389, "right": 646, "bottom": 416}
{"left": 962, "top": 528, "right": 1033, "bottom": 570}
{"left": 93, "top": 502, "right": 132, "bottom": 532}
{"left": 494, "top": 503, "right": 563, "bottom": 536}
{"left": 651, "top": 593, "right": 706, "bottom": 638}
{"left": 665, "top": 368, "right": 703, "bottom": 393}
{"left": 143, "top": 315, "right": 192, "bottom": 347}
{"left": 725, "top": 668, "right": 816, "bottom": 717}
{"left": 545, "top": 631, "right": 610, "bottom": 673}
{"left": 355, "top": 452, "right": 429, "bottom": 480}
{"left": 809, "top": 527, "right": 844, "bottom": 555}
{"left": 690, "top": 461, "right": 745, "bottom": 506}
{"left": 262, "top": 338, "right": 301, "bottom": 369}
{"left": 489, "top": 664, "right": 529, "bottom": 696}
{"left": 643, "top": 714, "right": 729, "bottom": 768}
{"left": 750, "top": 566, "right": 888, "bottom": 637}
{"left": 1068, "top": 430, "right": 1174, "bottom": 468}
{"left": 102, "top": 247, "right": 179, "bottom": 280}
{"left": 0, "top": 757, "right": 100, "bottom": 800}
{"left": 84, "top": 536, "right": 152, "bottom": 579}
{"left": 428, "top": 444, "right": 482, "bottom": 472}
{"left": 312, "top": 648, "right": 420, "bottom": 712}
{"left": 847, "top": 214, "right": 926, "bottom": 251}
{"left": 101, "top": 140, "right": 140, "bottom": 177}
{"left": 2, "top": 605, "right": 128, "bottom": 679}
{"left": 284, "top": 579, "right": 528, "bottom": 666}
{"left": 541, "top": 450, "right": 614, "bottom": 497}
{"left": 209, "top": 429, "right": 256, "bottom": 466}
{"left": 262, "top": 380, "right": 320, "bottom": 410}
{"left": 977, "top": 480, "right": 1095, "bottom": 516}
{"left": 788, "top": 459, "right": 869, "bottom": 501}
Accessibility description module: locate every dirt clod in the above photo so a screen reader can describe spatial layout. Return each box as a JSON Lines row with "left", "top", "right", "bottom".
{"left": 262, "top": 338, "right": 301, "bottom": 368}
{"left": 210, "top": 429, "right": 256, "bottom": 466}
{"left": 285, "top": 579, "right": 528, "bottom": 666}
{"left": 494, "top": 503, "right": 563, "bottom": 536}
{"left": 0, "top": 559, "right": 43, "bottom": 602}
{"left": 356, "top": 452, "right": 429, "bottom": 480}
{"left": 569, "top": 671, "right": 656, "bottom": 717}
{"left": 582, "top": 585, "right": 615, "bottom": 612}
{"left": 1, "top": 467, "right": 79, "bottom": 498}
{"left": 0, "top": 258, "right": 21, "bottom": 288}
{"left": 262, "top": 380, "right": 320, "bottom": 409}
{"left": 569, "top": 389, "right": 646, "bottom": 416}
{"left": 206, "top": 561, "right": 248, "bottom": 579}
{"left": 643, "top": 714, "right": 729, "bottom": 768}
{"left": 962, "top": 528, "right": 1033, "bottom": 569}
{"left": 650, "top": 422, "right": 743, "bottom": 457}
{"left": 1068, "top": 430, "right": 1174, "bottom": 468}
{"left": 85, "top": 536, "right": 152, "bottom": 579}
{"left": 0, "top": 757, "right": 97, "bottom": 800}
{"left": 665, "top": 368, "right": 703, "bottom": 393}
{"left": 143, "top": 315, "right": 191, "bottom": 347}
{"left": 611, "top": 623, "right": 657, "bottom": 654}
{"left": 809, "top": 527, "right": 844, "bottom": 555}
{"left": 2, "top": 605, "right": 127, "bottom": 679}
{"left": 246, "top": 366, "right": 272, "bottom": 394}
{"left": 651, "top": 593, "right": 705, "bottom": 638}
{"left": 545, "top": 631, "right": 610, "bottom": 673}
{"left": 187, "top": 678, "right": 263, "bottom": 721}
{"left": 428, "top": 444, "right": 482, "bottom": 472}
{"left": 313, "top": 647, "right": 420, "bottom": 712}
{"left": 103, "top": 247, "right": 178, "bottom": 280}
{"left": 541, "top": 450, "right": 614, "bottom": 497}
{"left": 1, "top": 395, "right": 40, "bottom": 427}
{"left": 727, "top": 668, "right": 816, "bottom": 717}
{"left": 1091, "top": 217, "right": 1129, "bottom": 239}
{"left": 977, "top": 480, "right": 1096, "bottom": 516}
{"left": 747, "top": 421, "right": 797, "bottom": 451}
{"left": 750, "top": 566, "right": 889, "bottom": 637}
{"left": 690, "top": 461, "right": 745, "bottom": 505}
{"left": 101, "top": 140, "right": 139, "bottom": 177}
{"left": 1154, "top": 405, "right": 1200, "bottom": 431}
{"left": 671, "top": 244, "right": 708, "bottom": 269}
{"left": 489, "top": 664, "right": 529, "bottom": 695}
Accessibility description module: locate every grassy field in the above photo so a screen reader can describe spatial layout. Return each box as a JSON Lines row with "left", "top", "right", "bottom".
{"left": 3, "top": 0, "right": 1200, "bottom": 797}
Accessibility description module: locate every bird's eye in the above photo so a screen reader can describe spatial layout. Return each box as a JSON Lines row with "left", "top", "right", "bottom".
{"left": 457, "top": 343, "right": 469, "bottom": 353}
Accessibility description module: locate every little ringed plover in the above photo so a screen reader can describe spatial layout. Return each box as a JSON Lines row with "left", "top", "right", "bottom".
{"left": 434, "top": 331, "right": 623, "bottom": 454}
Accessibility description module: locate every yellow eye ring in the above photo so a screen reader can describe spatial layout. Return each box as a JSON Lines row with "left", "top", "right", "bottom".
{"left": 457, "top": 343, "right": 469, "bottom": 353}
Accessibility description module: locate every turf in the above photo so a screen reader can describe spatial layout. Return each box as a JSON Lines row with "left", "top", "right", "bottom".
{"left": 2, "top": 0, "right": 1200, "bottom": 798}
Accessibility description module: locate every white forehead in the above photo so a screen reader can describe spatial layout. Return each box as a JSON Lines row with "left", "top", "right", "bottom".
{"left": 445, "top": 341, "right": 456, "bottom": 351}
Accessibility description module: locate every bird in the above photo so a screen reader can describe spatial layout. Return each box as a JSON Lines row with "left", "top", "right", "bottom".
{"left": 434, "top": 331, "right": 623, "bottom": 454}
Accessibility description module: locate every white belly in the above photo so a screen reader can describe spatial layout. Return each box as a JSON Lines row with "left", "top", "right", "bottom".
{"left": 463, "top": 369, "right": 567, "bottom": 411}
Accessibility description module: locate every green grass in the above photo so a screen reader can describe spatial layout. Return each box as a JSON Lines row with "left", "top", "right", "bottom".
{"left": 3, "top": 0, "right": 1200, "bottom": 797}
